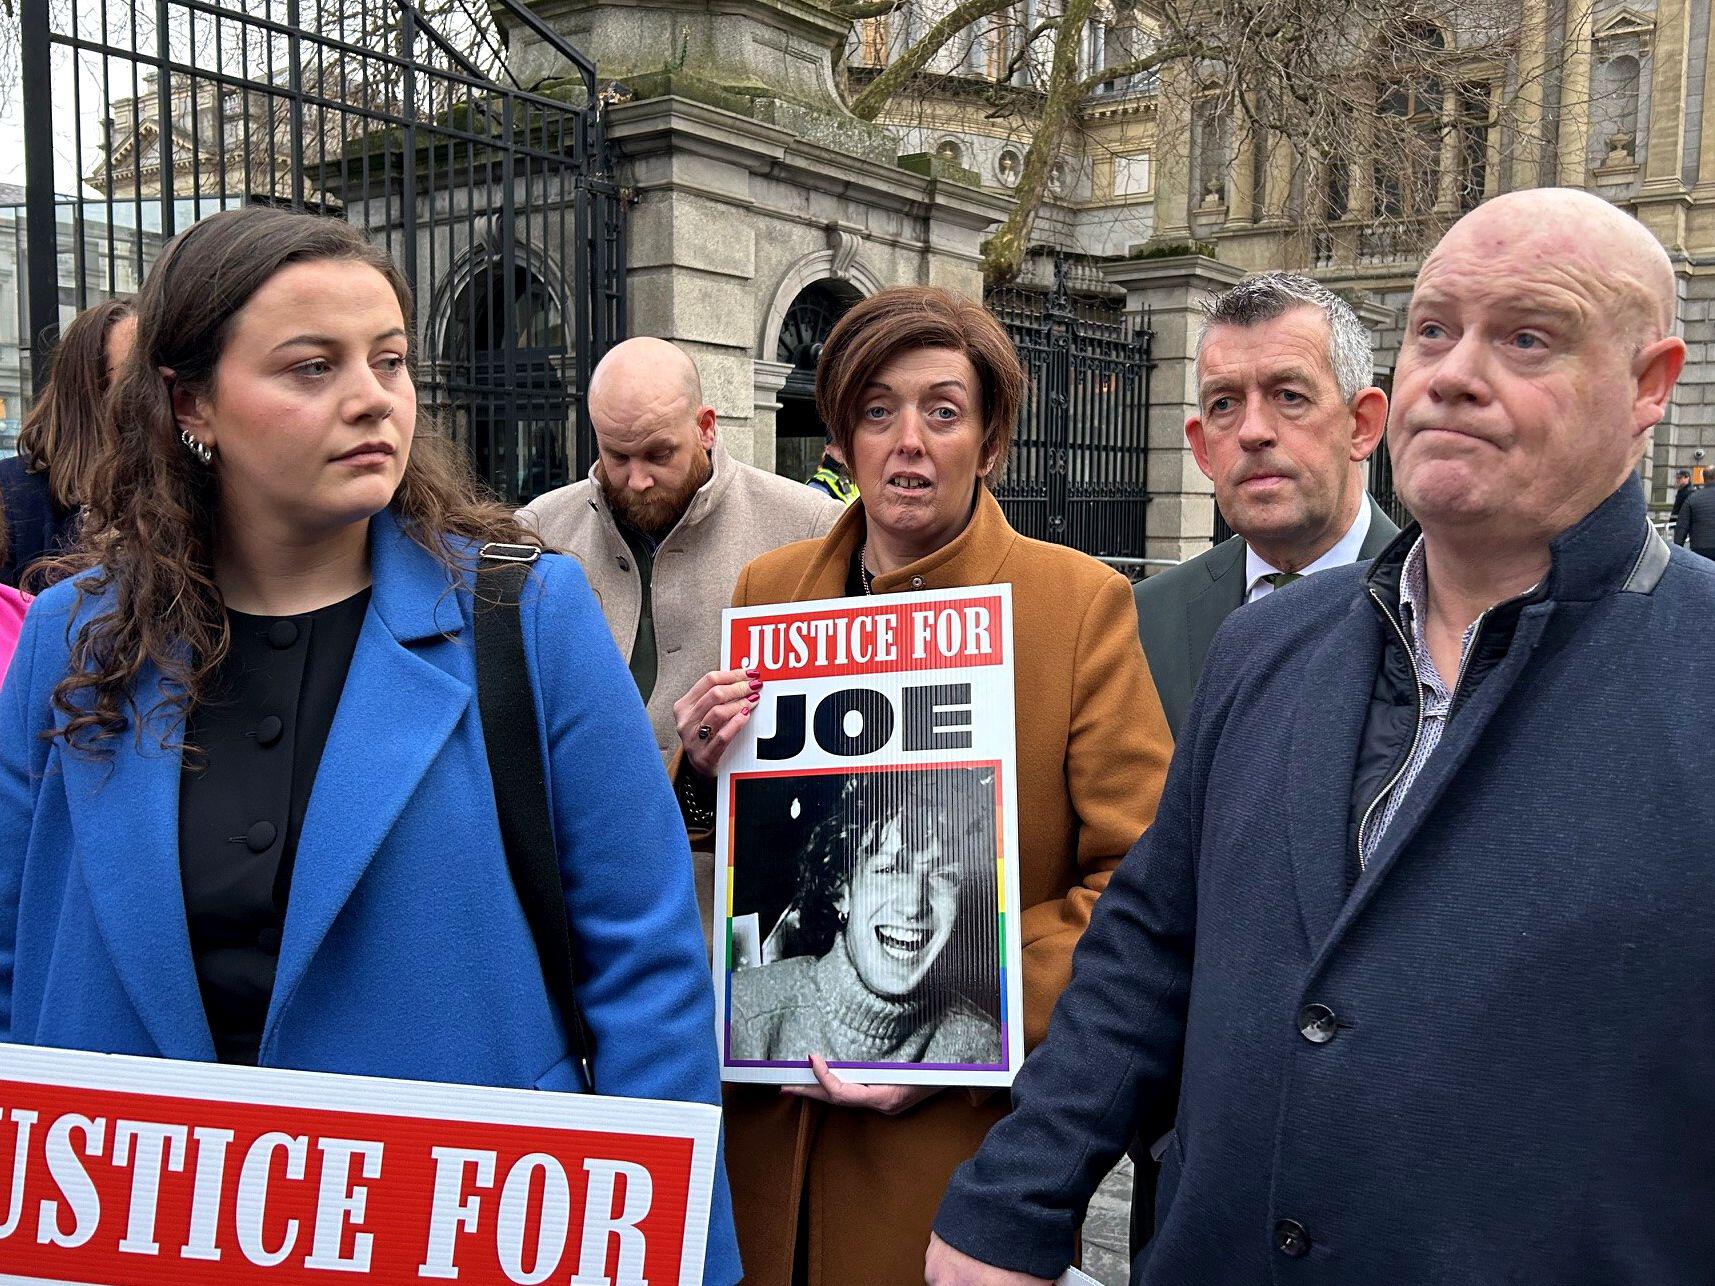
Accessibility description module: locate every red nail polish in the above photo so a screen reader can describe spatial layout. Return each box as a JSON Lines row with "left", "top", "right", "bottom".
{"left": 747, "top": 692, "right": 760, "bottom": 704}
{"left": 749, "top": 680, "right": 763, "bottom": 691}
{"left": 745, "top": 667, "right": 760, "bottom": 678}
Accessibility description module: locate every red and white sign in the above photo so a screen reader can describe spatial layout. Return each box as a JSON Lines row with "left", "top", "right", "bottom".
{"left": 0, "top": 1044, "right": 720, "bottom": 1286}
{"left": 716, "top": 586, "right": 1024, "bottom": 1088}
{"left": 728, "top": 593, "right": 1007, "bottom": 683}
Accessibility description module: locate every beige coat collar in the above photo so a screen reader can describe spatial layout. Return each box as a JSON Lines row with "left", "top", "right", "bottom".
{"left": 584, "top": 438, "right": 739, "bottom": 539}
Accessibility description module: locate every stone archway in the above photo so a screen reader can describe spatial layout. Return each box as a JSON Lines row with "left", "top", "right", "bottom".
{"left": 757, "top": 243, "right": 885, "bottom": 360}
{"left": 441, "top": 258, "right": 572, "bottom": 502}
{"left": 756, "top": 242, "right": 881, "bottom": 477}
{"left": 770, "top": 278, "right": 865, "bottom": 483}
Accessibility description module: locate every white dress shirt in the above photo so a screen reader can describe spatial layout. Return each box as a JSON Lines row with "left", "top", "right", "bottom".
{"left": 1243, "top": 501, "right": 1373, "bottom": 604}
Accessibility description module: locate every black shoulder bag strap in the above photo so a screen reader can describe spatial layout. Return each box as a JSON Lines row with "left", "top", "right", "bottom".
{"left": 472, "top": 542, "right": 597, "bottom": 1092}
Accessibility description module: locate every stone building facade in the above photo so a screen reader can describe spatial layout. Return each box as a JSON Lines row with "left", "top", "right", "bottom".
{"left": 514, "top": 0, "right": 1009, "bottom": 477}
{"left": 843, "top": 0, "right": 1715, "bottom": 557}
{"left": 512, "top": 0, "right": 1715, "bottom": 561}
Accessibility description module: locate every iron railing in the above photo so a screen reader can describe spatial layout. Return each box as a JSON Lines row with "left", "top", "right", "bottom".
{"left": 19, "top": 0, "right": 623, "bottom": 502}
{"left": 990, "top": 259, "right": 1154, "bottom": 561}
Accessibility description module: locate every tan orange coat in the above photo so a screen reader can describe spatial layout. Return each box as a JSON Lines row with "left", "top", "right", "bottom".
{"left": 719, "top": 490, "right": 1172, "bottom": 1286}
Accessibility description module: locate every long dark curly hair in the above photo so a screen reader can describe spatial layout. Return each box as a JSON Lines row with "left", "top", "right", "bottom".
{"left": 41, "top": 206, "right": 534, "bottom": 756}
{"left": 792, "top": 767, "right": 998, "bottom": 962}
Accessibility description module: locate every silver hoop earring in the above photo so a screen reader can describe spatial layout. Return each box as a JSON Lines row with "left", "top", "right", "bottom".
{"left": 180, "top": 428, "right": 213, "bottom": 466}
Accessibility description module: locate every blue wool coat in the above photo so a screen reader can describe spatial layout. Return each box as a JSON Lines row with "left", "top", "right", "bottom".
{"left": 0, "top": 509, "right": 740, "bottom": 1284}
{"left": 936, "top": 480, "right": 1715, "bottom": 1283}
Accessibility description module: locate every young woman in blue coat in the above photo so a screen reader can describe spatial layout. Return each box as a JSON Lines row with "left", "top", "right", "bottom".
{"left": 0, "top": 206, "right": 740, "bottom": 1284}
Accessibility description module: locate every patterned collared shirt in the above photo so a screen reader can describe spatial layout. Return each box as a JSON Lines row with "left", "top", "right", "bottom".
{"left": 1357, "top": 537, "right": 1482, "bottom": 872}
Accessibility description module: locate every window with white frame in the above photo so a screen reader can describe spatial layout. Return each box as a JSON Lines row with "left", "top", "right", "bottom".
{"left": 1112, "top": 152, "right": 1151, "bottom": 196}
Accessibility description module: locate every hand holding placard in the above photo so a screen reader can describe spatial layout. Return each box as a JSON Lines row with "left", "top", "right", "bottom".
{"left": 673, "top": 666, "right": 760, "bottom": 776}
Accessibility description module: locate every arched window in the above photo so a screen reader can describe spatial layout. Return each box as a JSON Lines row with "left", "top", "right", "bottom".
{"left": 443, "top": 262, "right": 571, "bottom": 503}
{"left": 774, "top": 280, "right": 861, "bottom": 483}
{"left": 1371, "top": 23, "right": 1489, "bottom": 219}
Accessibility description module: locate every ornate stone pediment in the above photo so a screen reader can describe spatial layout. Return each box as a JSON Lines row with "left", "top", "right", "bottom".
{"left": 1593, "top": 6, "right": 1655, "bottom": 50}
{"left": 88, "top": 118, "right": 231, "bottom": 195}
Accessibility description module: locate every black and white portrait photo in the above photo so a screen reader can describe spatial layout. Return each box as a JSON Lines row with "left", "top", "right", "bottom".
{"left": 723, "top": 766, "right": 1004, "bottom": 1073}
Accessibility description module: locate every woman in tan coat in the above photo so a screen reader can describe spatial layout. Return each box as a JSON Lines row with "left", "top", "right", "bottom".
{"left": 674, "top": 286, "right": 1173, "bottom": 1285}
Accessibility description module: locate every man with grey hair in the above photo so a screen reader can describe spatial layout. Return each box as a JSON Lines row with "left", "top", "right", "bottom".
{"left": 1134, "top": 272, "right": 1399, "bottom": 739}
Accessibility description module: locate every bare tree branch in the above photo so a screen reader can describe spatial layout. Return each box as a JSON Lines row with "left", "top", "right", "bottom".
{"left": 833, "top": 0, "right": 908, "bottom": 21}
{"left": 836, "top": 0, "right": 1610, "bottom": 284}
{"left": 847, "top": 0, "right": 1023, "bottom": 120}
{"left": 979, "top": 0, "right": 1097, "bottom": 284}
{"left": 995, "top": 16, "right": 1060, "bottom": 87}
{"left": 1072, "top": 41, "right": 1209, "bottom": 100}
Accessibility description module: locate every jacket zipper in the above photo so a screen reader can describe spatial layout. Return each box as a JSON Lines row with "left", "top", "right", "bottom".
{"left": 1356, "top": 589, "right": 1425, "bottom": 872}
{"left": 1446, "top": 609, "right": 1489, "bottom": 719}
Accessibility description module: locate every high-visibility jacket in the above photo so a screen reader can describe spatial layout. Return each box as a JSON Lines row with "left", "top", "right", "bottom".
{"left": 808, "top": 464, "right": 859, "bottom": 505}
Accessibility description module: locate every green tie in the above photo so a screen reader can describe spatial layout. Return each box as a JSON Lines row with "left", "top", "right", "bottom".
{"left": 1265, "top": 571, "right": 1303, "bottom": 590}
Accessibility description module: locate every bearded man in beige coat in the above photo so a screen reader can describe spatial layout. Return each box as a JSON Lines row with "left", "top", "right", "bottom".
{"left": 522, "top": 335, "right": 840, "bottom": 809}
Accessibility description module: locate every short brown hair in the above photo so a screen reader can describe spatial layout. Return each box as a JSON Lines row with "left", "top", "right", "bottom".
{"left": 815, "top": 287, "right": 1024, "bottom": 481}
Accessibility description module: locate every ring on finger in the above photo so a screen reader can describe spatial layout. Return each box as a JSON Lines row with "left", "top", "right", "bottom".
{"left": 697, "top": 724, "right": 713, "bottom": 741}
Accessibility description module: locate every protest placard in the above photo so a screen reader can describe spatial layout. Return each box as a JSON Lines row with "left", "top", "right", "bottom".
{"left": 0, "top": 1043, "right": 719, "bottom": 1285}
{"left": 713, "top": 586, "right": 1024, "bottom": 1087}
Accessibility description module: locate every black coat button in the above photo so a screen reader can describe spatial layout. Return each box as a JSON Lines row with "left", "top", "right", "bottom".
{"left": 254, "top": 715, "right": 284, "bottom": 748}
{"left": 1274, "top": 1219, "right": 1311, "bottom": 1258}
{"left": 244, "top": 820, "right": 278, "bottom": 853}
{"left": 1298, "top": 1003, "right": 1338, "bottom": 1044}
{"left": 256, "top": 924, "right": 282, "bottom": 954}
{"left": 266, "top": 620, "right": 299, "bottom": 649}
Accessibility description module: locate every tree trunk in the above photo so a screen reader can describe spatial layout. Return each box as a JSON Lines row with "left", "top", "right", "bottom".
{"left": 979, "top": 0, "right": 1096, "bottom": 285}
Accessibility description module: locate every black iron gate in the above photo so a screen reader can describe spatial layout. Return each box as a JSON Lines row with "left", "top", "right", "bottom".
{"left": 989, "top": 261, "right": 1154, "bottom": 561}
{"left": 19, "top": 0, "right": 623, "bottom": 502}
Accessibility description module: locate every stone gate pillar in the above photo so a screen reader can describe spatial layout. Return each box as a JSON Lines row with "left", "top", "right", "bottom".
{"left": 508, "top": 0, "right": 1008, "bottom": 472}
{"left": 1103, "top": 252, "right": 1245, "bottom": 565}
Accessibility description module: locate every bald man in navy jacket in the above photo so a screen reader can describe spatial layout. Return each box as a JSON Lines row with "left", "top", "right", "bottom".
{"left": 927, "top": 190, "right": 1715, "bottom": 1285}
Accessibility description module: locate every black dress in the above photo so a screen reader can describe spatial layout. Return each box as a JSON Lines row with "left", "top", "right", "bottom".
{"left": 178, "top": 587, "right": 370, "bottom": 1064}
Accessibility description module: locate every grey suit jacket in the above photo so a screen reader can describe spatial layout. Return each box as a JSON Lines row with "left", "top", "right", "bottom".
{"left": 1134, "top": 496, "right": 1400, "bottom": 738}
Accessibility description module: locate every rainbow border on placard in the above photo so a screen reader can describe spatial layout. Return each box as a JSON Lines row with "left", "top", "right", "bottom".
{"left": 721, "top": 760, "right": 1011, "bottom": 1072}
